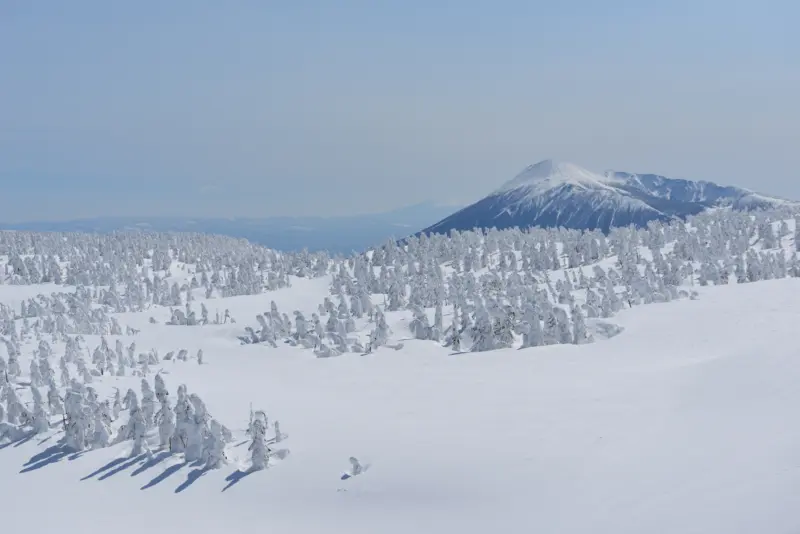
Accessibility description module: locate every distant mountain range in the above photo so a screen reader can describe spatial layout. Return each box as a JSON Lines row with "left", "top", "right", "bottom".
{"left": 0, "top": 202, "right": 460, "bottom": 253}
{"left": 423, "top": 160, "right": 795, "bottom": 235}
{"left": 5, "top": 161, "right": 794, "bottom": 251}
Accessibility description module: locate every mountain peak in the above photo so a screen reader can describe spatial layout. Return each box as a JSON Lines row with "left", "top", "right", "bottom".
{"left": 521, "top": 159, "right": 581, "bottom": 177}
{"left": 423, "top": 160, "right": 793, "bottom": 236}
{"left": 496, "top": 160, "right": 610, "bottom": 194}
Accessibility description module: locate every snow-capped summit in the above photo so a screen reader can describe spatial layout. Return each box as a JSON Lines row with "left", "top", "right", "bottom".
{"left": 495, "top": 159, "right": 616, "bottom": 195}
{"left": 422, "top": 159, "right": 794, "bottom": 235}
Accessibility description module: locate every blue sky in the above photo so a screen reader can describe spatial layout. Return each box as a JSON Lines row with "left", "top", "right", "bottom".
{"left": 1, "top": 1, "right": 797, "bottom": 221}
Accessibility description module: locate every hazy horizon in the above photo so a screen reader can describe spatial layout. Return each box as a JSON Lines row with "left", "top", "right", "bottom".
{"left": 2, "top": 1, "right": 797, "bottom": 222}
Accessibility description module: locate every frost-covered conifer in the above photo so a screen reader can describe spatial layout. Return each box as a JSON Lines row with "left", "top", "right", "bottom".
{"left": 447, "top": 314, "right": 462, "bottom": 352}
{"left": 294, "top": 311, "right": 307, "bottom": 340}
{"left": 154, "top": 373, "right": 168, "bottom": 403}
{"left": 64, "top": 390, "right": 89, "bottom": 451}
{"left": 124, "top": 407, "right": 149, "bottom": 456}
{"left": 556, "top": 308, "right": 573, "bottom": 344}
{"left": 542, "top": 309, "right": 559, "bottom": 346}
{"left": 7, "top": 351, "right": 20, "bottom": 381}
{"left": 571, "top": 304, "right": 592, "bottom": 345}
{"left": 470, "top": 306, "right": 495, "bottom": 352}
{"left": 203, "top": 419, "right": 226, "bottom": 469}
{"left": 248, "top": 411, "right": 269, "bottom": 471}
{"left": 409, "top": 307, "right": 431, "bottom": 340}
{"left": 185, "top": 393, "right": 209, "bottom": 462}
{"left": 155, "top": 398, "right": 175, "bottom": 449}
{"left": 47, "top": 382, "right": 64, "bottom": 415}
{"left": 123, "top": 388, "right": 138, "bottom": 411}
{"left": 521, "top": 302, "right": 544, "bottom": 349}
{"left": 112, "top": 389, "right": 122, "bottom": 420}
{"left": 92, "top": 410, "right": 112, "bottom": 448}
{"left": 29, "top": 359, "right": 44, "bottom": 387}
{"left": 30, "top": 387, "right": 50, "bottom": 434}
{"left": 494, "top": 307, "right": 516, "bottom": 349}
{"left": 141, "top": 379, "right": 156, "bottom": 427}
{"left": 172, "top": 384, "right": 192, "bottom": 453}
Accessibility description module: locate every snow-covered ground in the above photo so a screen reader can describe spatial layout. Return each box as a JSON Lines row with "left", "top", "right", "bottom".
{"left": 1, "top": 280, "right": 799, "bottom": 532}
{"left": 2, "top": 215, "right": 800, "bottom": 533}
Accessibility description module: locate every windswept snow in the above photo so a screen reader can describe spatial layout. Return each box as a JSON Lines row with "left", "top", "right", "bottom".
{"left": 495, "top": 159, "right": 625, "bottom": 195}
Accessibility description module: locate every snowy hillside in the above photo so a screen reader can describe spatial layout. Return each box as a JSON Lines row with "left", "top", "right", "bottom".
{"left": 424, "top": 159, "right": 794, "bottom": 235}
{"left": 3, "top": 210, "right": 800, "bottom": 533}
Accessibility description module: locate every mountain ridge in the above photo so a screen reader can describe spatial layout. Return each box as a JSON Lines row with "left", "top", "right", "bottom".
{"left": 423, "top": 159, "right": 794, "bottom": 235}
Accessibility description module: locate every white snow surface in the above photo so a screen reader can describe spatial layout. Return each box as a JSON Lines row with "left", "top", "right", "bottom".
{"left": 3, "top": 220, "right": 800, "bottom": 533}
{"left": 3, "top": 281, "right": 800, "bottom": 532}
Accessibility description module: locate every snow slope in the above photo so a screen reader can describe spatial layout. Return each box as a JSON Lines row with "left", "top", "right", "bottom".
{"left": 4, "top": 242, "right": 800, "bottom": 532}
{"left": 424, "top": 159, "right": 794, "bottom": 235}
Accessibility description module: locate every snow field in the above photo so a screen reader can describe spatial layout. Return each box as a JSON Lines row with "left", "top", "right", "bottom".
{"left": 2, "top": 211, "right": 800, "bottom": 532}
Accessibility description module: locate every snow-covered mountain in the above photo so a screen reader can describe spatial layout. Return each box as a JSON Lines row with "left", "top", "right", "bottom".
{"left": 423, "top": 159, "right": 793, "bottom": 235}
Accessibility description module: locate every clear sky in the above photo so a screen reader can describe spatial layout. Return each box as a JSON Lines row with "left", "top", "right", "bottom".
{"left": 1, "top": 1, "right": 797, "bottom": 222}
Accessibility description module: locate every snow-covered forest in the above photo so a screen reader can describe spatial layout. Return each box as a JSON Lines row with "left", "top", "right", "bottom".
{"left": 3, "top": 207, "right": 800, "bottom": 532}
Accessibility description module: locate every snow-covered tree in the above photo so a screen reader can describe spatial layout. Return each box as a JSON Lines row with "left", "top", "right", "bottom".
{"left": 248, "top": 410, "right": 270, "bottom": 471}
{"left": 155, "top": 398, "right": 176, "bottom": 450}
{"left": 203, "top": 419, "right": 227, "bottom": 469}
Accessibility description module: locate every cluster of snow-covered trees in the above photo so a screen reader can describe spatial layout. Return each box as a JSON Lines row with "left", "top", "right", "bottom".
{"left": 239, "top": 296, "right": 389, "bottom": 356}
{"left": 3, "top": 209, "right": 800, "bottom": 359}
{"left": 0, "top": 332, "right": 284, "bottom": 471}
{"left": 1, "top": 335, "right": 167, "bottom": 383}
{"left": 239, "top": 208, "right": 800, "bottom": 354}
{"left": 1, "top": 206, "right": 799, "bottom": 485}
{"left": 164, "top": 302, "right": 235, "bottom": 326}
{"left": 0, "top": 230, "right": 340, "bottom": 359}
{"left": 0, "top": 290, "right": 137, "bottom": 339}
{"left": 0, "top": 230, "right": 333, "bottom": 312}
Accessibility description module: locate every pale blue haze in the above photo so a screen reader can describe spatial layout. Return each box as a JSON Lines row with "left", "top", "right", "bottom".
{"left": 1, "top": 0, "right": 797, "bottom": 222}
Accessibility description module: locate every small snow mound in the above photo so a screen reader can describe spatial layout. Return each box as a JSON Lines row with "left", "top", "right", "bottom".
{"left": 589, "top": 321, "right": 624, "bottom": 340}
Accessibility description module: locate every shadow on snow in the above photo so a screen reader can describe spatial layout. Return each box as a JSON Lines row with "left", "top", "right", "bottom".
{"left": 20, "top": 442, "right": 73, "bottom": 473}
{"left": 221, "top": 468, "right": 258, "bottom": 492}
{"left": 5, "top": 434, "right": 262, "bottom": 495}
{"left": 140, "top": 461, "right": 186, "bottom": 490}
{"left": 175, "top": 466, "right": 210, "bottom": 493}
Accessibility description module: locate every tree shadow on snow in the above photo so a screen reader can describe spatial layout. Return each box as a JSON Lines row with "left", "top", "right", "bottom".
{"left": 141, "top": 461, "right": 186, "bottom": 490}
{"left": 221, "top": 468, "right": 256, "bottom": 492}
{"left": 13, "top": 433, "right": 36, "bottom": 448}
{"left": 0, "top": 431, "right": 34, "bottom": 450}
{"left": 67, "top": 450, "right": 87, "bottom": 461}
{"left": 130, "top": 451, "right": 172, "bottom": 477}
{"left": 81, "top": 457, "right": 129, "bottom": 481}
{"left": 20, "top": 443, "right": 72, "bottom": 473}
{"left": 97, "top": 454, "right": 148, "bottom": 481}
{"left": 174, "top": 466, "right": 209, "bottom": 493}
{"left": 38, "top": 429, "right": 64, "bottom": 446}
